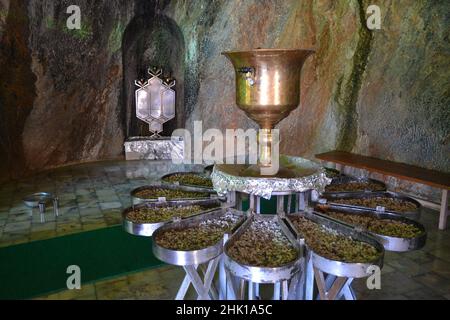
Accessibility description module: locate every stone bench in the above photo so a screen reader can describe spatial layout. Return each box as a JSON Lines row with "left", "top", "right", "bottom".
{"left": 315, "top": 151, "right": 450, "bottom": 230}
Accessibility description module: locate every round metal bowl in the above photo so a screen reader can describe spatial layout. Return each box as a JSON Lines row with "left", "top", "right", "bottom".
{"left": 122, "top": 198, "right": 222, "bottom": 237}
{"left": 285, "top": 211, "right": 384, "bottom": 279}
{"left": 224, "top": 215, "right": 302, "bottom": 284}
{"left": 321, "top": 191, "right": 422, "bottom": 220}
{"left": 152, "top": 208, "right": 246, "bottom": 266}
{"left": 130, "top": 184, "right": 220, "bottom": 206}
{"left": 160, "top": 171, "right": 214, "bottom": 191}
{"left": 323, "top": 176, "right": 386, "bottom": 196}
{"left": 314, "top": 205, "right": 426, "bottom": 252}
{"left": 23, "top": 192, "right": 55, "bottom": 208}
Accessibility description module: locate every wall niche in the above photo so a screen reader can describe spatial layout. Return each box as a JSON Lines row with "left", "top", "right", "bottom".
{"left": 122, "top": 13, "right": 185, "bottom": 138}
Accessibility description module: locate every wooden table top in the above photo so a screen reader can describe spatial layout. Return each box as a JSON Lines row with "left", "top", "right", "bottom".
{"left": 316, "top": 151, "right": 450, "bottom": 190}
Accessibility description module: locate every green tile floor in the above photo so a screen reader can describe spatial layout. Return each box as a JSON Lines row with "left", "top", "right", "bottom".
{"left": 1, "top": 160, "right": 449, "bottom": 300}
{"left": 0, "top": 160, "right": 203, "bottom": 247}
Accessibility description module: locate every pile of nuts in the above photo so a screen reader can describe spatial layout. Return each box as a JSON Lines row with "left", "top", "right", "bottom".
{"left": 320, "top": 210, "right": 423, "bottom": 238}
{"left": 325, "top": 181, "right": 385, "bottom": 192}
{"left": 126, "top": 205, "right": 214, "bottom": 224}
{"left": 155, "top": 212, "right": 241, "bottom": 251}
{"left": 134, "top": 187, "right": 210, "bottom": 200}
{"left": 163, "top": 173, "right": 213, "bottom": 188}
{"left": 324, "top": 168, "right": 341, "bottom": 179}
{"left": 227, "top": 218, "right": 298, "bottom": 268}
{"left": 332, "top": 197, "right": 418, "bottom": 212}
{"left": 289, "top": 215, "right": 381, "bottom": 263}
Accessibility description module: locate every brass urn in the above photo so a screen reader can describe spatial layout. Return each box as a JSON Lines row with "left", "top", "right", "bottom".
{"left": 222, "top": 49, "right": 314, "bottom": 170}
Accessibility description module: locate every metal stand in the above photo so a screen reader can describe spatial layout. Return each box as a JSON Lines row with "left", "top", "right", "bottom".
{"left": 301, "top": 250, "right": 356, "bottom": 300}
{"left": 242, "top": 191, "right": 310, "bottom": 215}
{"left": 313, "top": 267, "right": 356, "bottom": 300}
{"left": 38, "top": 197, "right": 59, "bottom": 223}
{"left": 175, "top": 257, "right": 221, "bottom": 300}
{"left": 224, "top": 275, "right": 295, "bottom": 301}
{"left": 175, "top": 231, "right": 234, "bottom": 301}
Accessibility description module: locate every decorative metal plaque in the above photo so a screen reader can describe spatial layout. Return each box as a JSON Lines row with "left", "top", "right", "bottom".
{"left": 135, "top": 67, "right": 176, "bottom": 137}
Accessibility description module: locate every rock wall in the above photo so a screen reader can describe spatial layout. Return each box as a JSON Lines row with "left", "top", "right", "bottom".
{"left": 354, "top": 0, "right": 449, "bottom": 172}
{"left": 0, "top": 0, "right": 448, "bottom": 192}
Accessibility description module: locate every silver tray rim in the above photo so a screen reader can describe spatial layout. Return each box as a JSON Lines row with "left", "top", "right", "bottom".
{"left": 314, "top": 205, "right": 427, "bottom": 252}
{"left": 321, "top": 191, "right": 422, "bottom": 220}
{"left": 131, "top": 184, "right": 220, "bottom": 205}
{"left": 323, "top": 176, "right": 387, "bottom": 196}
{"left": 223, "top": 214, "right": 302, "bottom": 283}
{"left": 160, "top": 171, "right": 215, "bottom": 191}
{"left": 152, "top": 208, "right": 246, "bottom": 266}
{"left": 285, "top": 211, "right": 384, "bottom": 278}
{"left": 121, "top": 198, "right": 223, "bottom": 237}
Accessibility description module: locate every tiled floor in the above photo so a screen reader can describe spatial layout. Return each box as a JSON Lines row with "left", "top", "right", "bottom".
{"left": 0, "top": 160, "right": 204, "bottom": 247}
{"left": 1, "top": 160, "right": 449, "bottom": 300}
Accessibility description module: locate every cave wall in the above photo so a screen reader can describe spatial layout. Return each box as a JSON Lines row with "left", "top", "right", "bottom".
{"left": 122, "top": 12, "right": 185, "bottom": 138}
{"left": 163, "top": 0, "right": 449, "bottom": 174}
{"left": 0, "top": 0, "right": 448, "bottom": 186}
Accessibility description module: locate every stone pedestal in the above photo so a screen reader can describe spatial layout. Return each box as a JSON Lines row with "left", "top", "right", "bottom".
{"left": 124, "top": 136, "right": 184, "bottom": 161}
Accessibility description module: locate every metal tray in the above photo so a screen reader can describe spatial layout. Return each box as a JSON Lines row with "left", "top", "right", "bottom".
{"left": 161, "top": 171, "right": 214, "bottom": 191}
{"left": 323, "top": 176, "right": 386, "bottom": 196}
{"left": 131, "top": 184, "right": 220, "bottom": 205}
{"left": 324, "top": 167, "right": 346, "bottom": 179}
{"left": 152, "top": 208, "right": 246, "bottom": 266}
{"left": 223, "top": 214, "right": 302, "bottom": 284}
{"left": 314, "top": 205, "right": 426, "bottom": 252}
{"left": 122, "top": 198, "right": 223, "bottom": 237}
{"left": 23, "top": 192, "right": 56, "bottom": 208}
{"left": 285, "top": 211, "right": 384, "bottom": 278}
{"left": 321, "top": 191, "right": 422, "bottom": 220}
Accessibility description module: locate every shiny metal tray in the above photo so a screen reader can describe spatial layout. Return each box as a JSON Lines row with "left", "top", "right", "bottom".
{"left": 285, "top": 211, "right": 384, "bottom": 278}
{"left": 321, "top": 191, "right": 422, "bottom": 220}
{"left": 323, "top": 176, "right": 386, "bottom": 196}
{"left": 152, "top": 208, "right": 246, "bottom": 266}
{"left": 212, "top": 155, "right": 331, "bottom": 199}
{"left": 314, "top": 205, "right": 426, "bottom": 252}
{"left": 122, "top": 198, "right": 223, "bottom": 237}
{"left": 131, "top": 184, "right": 220, "bottom": 205}
{"left": 223, "top": 214, "right": 302, "bottom": 284}
{"left": 161, "top": 171, "right": 214, "bottom": 191}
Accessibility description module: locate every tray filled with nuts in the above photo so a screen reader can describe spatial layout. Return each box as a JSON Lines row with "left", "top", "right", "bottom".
{"left": 122, "top": 198, "right": 222, "bottom": 237}
{"left": 224, "top": 214, "right": 302, "bottom": 284}
{"left": 131, "top": 184, "right": 220, "bottom": 205}
{"left": 324, "top": 167, "right": 345, "bottom": 179}
{"left": 323, "top": 176, "right": 386, "bottom": 196}
{"left": 161, "top": 172, "right": 214, "bottom": 190}
{"left": 285, "top": 210, "right": 384, "bottom": 278}
{"left": 321, "top": 191, "right": 421, "bottom": 220}
{"left": 315, "top": 205, "right": 426, "bottom": 252}
{"left": 152, "top": 208, "right": 245, "bottom": 266}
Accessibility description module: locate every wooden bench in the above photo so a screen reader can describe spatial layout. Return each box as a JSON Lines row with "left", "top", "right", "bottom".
{"left": 315, "top": 151, "right": 450, "bottom": 230}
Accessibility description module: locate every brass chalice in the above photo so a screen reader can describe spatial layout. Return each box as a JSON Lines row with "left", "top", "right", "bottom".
{"left": 222, "top": 49, "right": 314, "bottom": 177}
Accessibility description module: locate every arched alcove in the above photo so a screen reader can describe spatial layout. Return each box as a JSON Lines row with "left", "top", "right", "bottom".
{"left": 122, "top": 13, "right": 185, "bottom": 138}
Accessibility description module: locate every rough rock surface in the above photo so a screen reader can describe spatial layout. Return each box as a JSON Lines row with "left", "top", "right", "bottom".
{"left": 0, "top": 0, "right": 448, "bottom": 200}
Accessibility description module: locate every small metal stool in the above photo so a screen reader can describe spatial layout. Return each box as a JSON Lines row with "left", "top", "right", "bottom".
{"left": 23, "top": 192, "right": 60, "bottom": 223}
